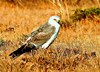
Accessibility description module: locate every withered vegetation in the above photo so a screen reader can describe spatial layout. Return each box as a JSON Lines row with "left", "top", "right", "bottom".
{"left": 0, "top": 0, "right": 100, "bottom": 72}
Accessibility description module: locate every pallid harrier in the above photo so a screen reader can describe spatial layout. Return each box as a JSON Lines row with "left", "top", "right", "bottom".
{"left": 9, "top": 16, "right": 60, "bottom": 59}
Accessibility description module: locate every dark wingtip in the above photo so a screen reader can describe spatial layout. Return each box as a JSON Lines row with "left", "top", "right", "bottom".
{"left": 9, "top": 44, "right": 36, "bottom": 59}
{"left": 9, "top": 53, "right": 17, "bottom": 59}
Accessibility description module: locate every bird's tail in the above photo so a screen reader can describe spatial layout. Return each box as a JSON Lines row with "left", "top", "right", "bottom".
{"left": 9, "top": 43, "right": 37, "bottom": 59}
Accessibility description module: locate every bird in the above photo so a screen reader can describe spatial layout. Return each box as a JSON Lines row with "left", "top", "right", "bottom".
{"left": 9, "top": 16, "right": 60, "bottom": 59}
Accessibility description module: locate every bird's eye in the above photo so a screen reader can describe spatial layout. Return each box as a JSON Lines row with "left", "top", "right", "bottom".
{"left": 54, "top": 19, "right": 57, "bottom": 22}
{"left": 54, "top": 19, "right": 60, "bottom": 24}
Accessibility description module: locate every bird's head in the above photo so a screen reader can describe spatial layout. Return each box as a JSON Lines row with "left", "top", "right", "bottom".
{"left": 48, "top": 16, "right": 60, "bottom": 25}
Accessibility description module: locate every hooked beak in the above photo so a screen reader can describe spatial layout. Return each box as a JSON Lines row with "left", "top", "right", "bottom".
{"left": 58, "top": 20, "right": 60, "bottom": 24}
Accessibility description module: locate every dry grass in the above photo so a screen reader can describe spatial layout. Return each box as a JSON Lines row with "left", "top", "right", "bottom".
{"left": 0, "top": 0, "right": 100, "bottom": 72}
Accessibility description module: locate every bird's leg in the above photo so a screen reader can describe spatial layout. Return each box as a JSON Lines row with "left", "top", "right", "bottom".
{"left": 25, "top": 37, "right": 32, "bottom": 43}
{"left": 23, "top": 36, "right": 32, "bottom": 49}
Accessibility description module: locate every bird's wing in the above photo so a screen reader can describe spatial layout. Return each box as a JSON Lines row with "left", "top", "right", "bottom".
{"left": 26, "top": 23, "right": 48, "bottom": 42}
{"left": 26, "top": 23, "right": 56, "bottom": 47}
{"left": 30, "top": 23, "right": 48, "bottom": 37}
{"left": 33, "top": 25, "right": 55, "bottom": 47}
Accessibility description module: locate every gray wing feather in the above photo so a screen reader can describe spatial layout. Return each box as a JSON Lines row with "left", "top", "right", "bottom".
{"left": 30, "top": 23, "right": 48, "bottom": 37}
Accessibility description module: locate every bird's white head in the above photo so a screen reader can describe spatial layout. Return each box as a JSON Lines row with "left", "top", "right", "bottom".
{"left": 48, "top": 16, "right": 60, "bottom": 25}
